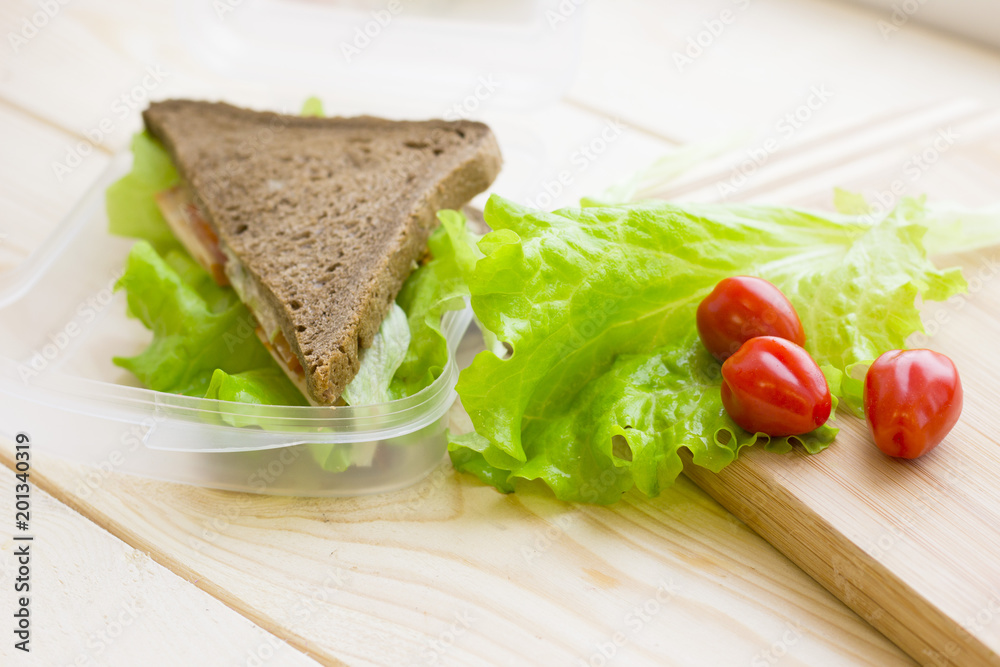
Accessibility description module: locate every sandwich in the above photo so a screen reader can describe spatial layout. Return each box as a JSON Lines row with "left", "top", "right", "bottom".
{"left": 137, "top": 100, "right": 502, "bottom": 405}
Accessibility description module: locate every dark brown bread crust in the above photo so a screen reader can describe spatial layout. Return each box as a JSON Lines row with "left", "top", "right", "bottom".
{"left": 143, "top": 100, "right": 502, "bottom": 404}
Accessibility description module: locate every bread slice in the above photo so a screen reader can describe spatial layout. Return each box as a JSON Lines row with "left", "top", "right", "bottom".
{"left": 143, "top": 100, "right": 502, "bottom": 405}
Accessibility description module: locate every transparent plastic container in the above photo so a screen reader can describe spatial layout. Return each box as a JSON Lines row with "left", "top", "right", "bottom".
{"left": 0, "top": 0, "right": 582, "bottom": 495}
{"left": 0, "top": 150, "right": 472, "bottom": 497}
{"left": 176, "top": 0, "right": 586, "bottom": 112}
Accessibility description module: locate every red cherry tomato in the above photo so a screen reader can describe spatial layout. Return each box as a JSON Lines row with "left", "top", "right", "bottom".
{"left": 721, "top": 336, "right": 832, "bottom": 437}
{"left": 863, "top": 349, "right": 963, "bottom": 459}
{"left": 698, "top": 276, "right": 806, "bottom": 362}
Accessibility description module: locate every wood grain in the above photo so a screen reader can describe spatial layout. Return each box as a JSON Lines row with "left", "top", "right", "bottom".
{"left": 0, "top": 465, "right": 319, "bottom": 666}
{"left": 0, "top": 438, "right": 913, "bottom": 667}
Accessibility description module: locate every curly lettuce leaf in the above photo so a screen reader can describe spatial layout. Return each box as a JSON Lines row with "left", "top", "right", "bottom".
{"left": 300, "top": 96, "right": 324, "bottom": 117}
{"left": 106, "top": 132, "right": 180, "bottom": 250}
{"left": 113, "top": 241, "right": 304, "bottom": 400}
{"left": 387, "top": 210, "right": 480, "bottom": 399}
{"left": 342, "top": 304, "right": 410, "bottom": 406}
{"left": 205, "top": 368, "right": 308, "bottom": 407}
{"left": 453, "top": 332, "right": 839, "bottom": 502}
{"left": 448, "top": 195, "right": 967, "bottom": 504}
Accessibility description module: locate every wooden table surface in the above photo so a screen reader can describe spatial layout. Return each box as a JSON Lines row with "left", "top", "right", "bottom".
{"left": 2, "top": 1, "right": 1000, "bottom": 665}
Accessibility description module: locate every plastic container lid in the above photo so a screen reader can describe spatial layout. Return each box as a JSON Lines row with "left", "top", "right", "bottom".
{"left": 176, "top": 0, "right": 587, "bottom": 112}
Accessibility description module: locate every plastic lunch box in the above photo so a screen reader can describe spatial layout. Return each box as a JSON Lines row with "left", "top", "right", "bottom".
{"left": 0, "top": 0, "right": 583, "bottom": 496}
{"left": 0, "top": 150, "right": 473, "bottom": 496}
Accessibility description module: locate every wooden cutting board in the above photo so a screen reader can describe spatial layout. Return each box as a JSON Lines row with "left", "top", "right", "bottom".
{"left": 666, "top": 100, "right": 1000, "bottom": 667}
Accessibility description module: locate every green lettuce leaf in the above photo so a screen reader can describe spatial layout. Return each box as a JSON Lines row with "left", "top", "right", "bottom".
{"left": 342, "top": 303, "right": 410, "bottom": 407}
{"left": 832, "top": 187, "right": 872, "bottom": 216}
{"left": 205, "top": 368, "right": 308, "bottom": 407}
{"left": 300, "top": 96, "right": 325, "bottom": 117}
{"left": 448, "top": 195, "right": 967, "bottom": 504}
{"left": 387, "top": 210, "right": 480, "bottom": 399}
{"left": 106, "top": 132, "right": 180, "bottom": 250}
{"left": 113, "top": 241, "right": 304, "bottom": 401}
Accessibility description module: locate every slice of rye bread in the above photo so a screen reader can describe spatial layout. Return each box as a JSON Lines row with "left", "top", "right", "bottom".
{"left": 143, "top": 99, "right": 502, "bottom": 405}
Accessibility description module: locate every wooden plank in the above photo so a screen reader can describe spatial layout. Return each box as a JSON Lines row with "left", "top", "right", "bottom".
{"left": 0, "top": 465, "right": 320, "bottom": 666}
{"left": 0, "top": 437, "right": 913, "bottom": 667}
{"left": 649, "top": 99, "right": 991, "bottom": 204}
{"left": 0, "top": 103, "right": 110, "bottom": 272}
{"left": 568, "top": 0, "right": 1000, "bottom": 144}
{"left": 679, "top": 109, "right": 1000, "bottom": 667}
